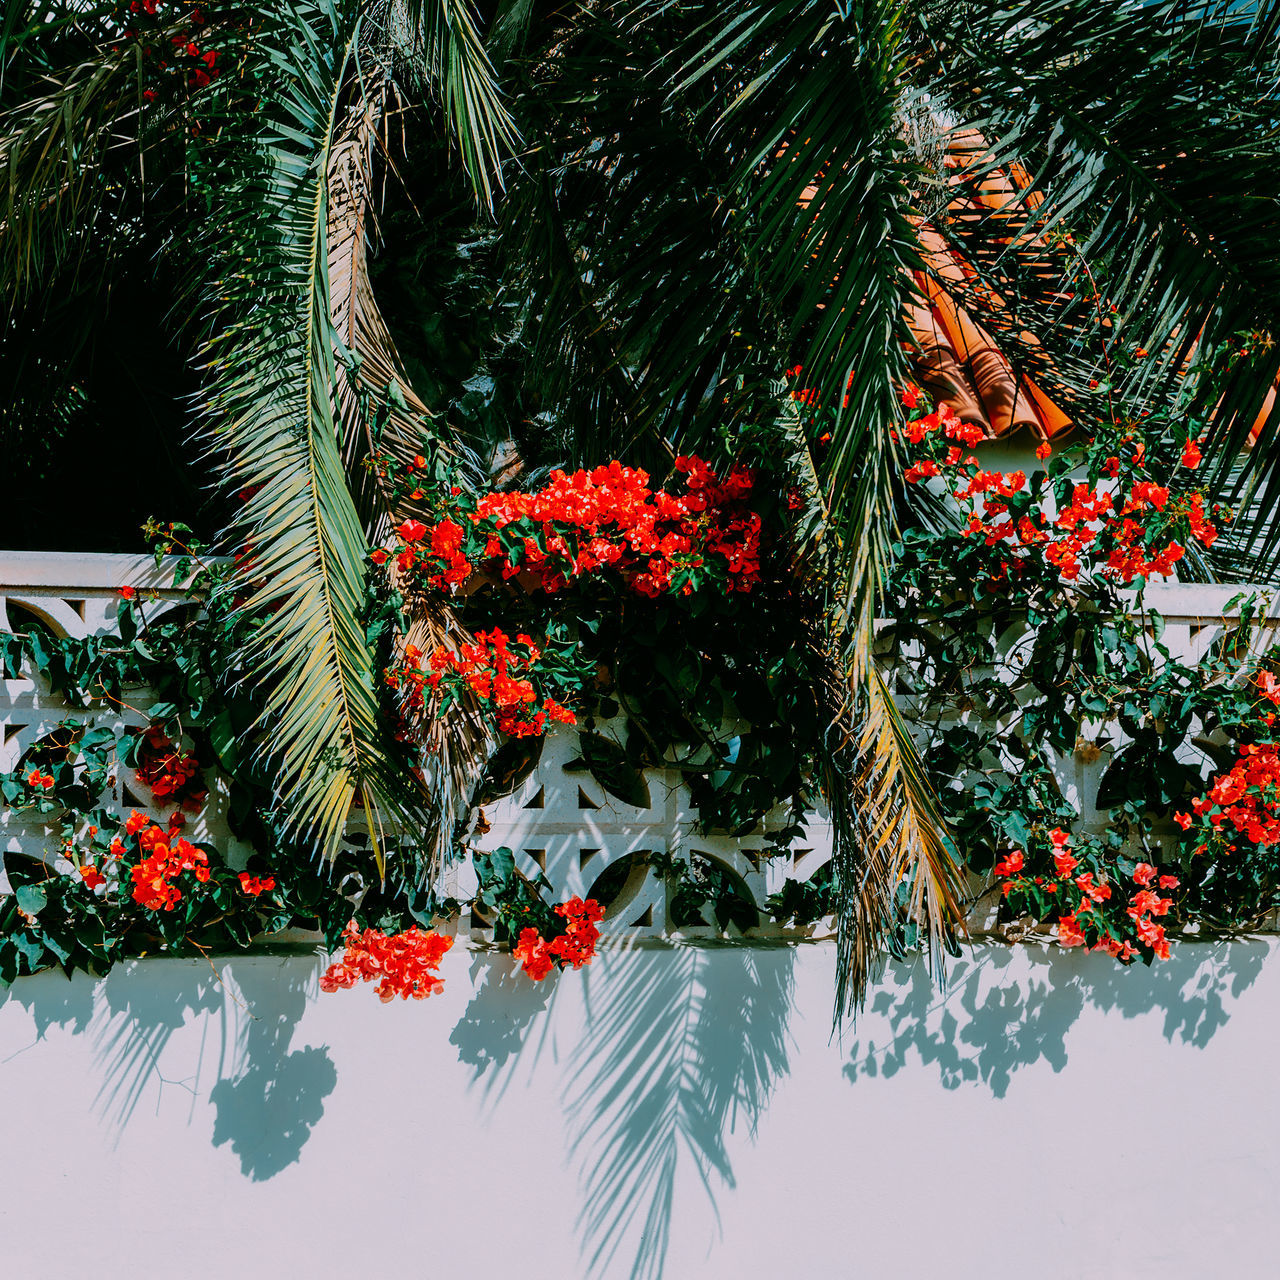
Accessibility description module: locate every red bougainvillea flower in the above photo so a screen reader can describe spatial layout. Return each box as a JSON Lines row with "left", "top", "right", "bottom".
{"left": 514, "top": 927, "right": 556, "bottom": 981}
{"left": 78, "top": 863, "right": 106, "bottom": 891}
{"left": 120, "top": 585, "right": 136, "bottom": 599}
{"left": 993, "top": 850, "right": 1024, "bottom": 877}
{"left": 894, "top": 398, "right": 1218, "bottom": 589}
{"left": 238, "top": 872, "right": 276, "bottom": 896}
{"left": 1132, "top": 862, "right": 1158, "bottom": 886}
{"left": 320, "top": 923, "right": 453, "bottom": 1001}
{"left": 393, "top": 455, "right": 762, "bottom": 604}
{"left": 403, "top": 627, "right": 577, "bottom": 740}
{"left": 513, "top": 899, "right": 604, "bottom": 980}
{"left": 134, "top": 727, "right": 207, "bottom": 811}
{"left": 1135, "top": 916, "right": 1170, "bottom": 959}
{"left": 396, "top": 518, "right": 429, "bottom": 543}
{"left": 549, "top": 897, "right": 604, "bottom": 969}
{"left": 1057, "top": 914, "right": 1087, "bottom": 947}
{"left": 1181, "top": 439, "right": 1202, "bottom": 469}
{"left": 1257, "top": 671, "right": 1280, "bottom": 706}
{"left": 127, "top": 819, "right": 211, "bottom": 911}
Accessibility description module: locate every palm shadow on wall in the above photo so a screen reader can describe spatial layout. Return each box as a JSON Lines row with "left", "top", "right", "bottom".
{"left": 564, "top": 945, "right": 795, "bottom": 1280}
{"left": 449, "top": 943, "right": 796, "bottom": 1280}
{"left": 843, "top": 941, "right": 1270, "bottom": 1098}
{"left": 90, "top": 956, "right": 337, "bottom": 1180}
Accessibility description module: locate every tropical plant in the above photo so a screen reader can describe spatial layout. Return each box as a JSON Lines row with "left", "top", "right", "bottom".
{"left": 3, "top": 0, "right": 1279, "bottom": 1014}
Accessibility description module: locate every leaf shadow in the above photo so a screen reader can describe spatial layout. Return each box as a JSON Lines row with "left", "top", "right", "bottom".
{"left": 843, "top": 941, "right": 1270, "bottom": 1098}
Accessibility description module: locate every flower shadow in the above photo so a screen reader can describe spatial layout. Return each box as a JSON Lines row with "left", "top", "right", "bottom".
{"left": 89, "top": 954, "right": 336, "bottom": 1180}
{"left": 448, "top": 949, "right": 558, "bottom": 1107}
{"left": 205, "top": 959, "right": 337, "bottom": 1181}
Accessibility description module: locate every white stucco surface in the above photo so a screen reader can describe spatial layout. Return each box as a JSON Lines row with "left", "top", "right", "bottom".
{"left": 3, "top": 939, "right": 1278, "bottom": 1279}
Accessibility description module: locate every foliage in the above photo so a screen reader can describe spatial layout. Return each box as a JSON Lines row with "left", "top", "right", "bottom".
{"left": 4, "top": 0, "right": 1280, "bottom": 1018}
{"left": 882, "top": 390, "right": 1280, "bottom": 960}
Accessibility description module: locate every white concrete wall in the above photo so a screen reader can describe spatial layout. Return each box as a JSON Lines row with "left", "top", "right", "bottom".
{"left": 3, "top": 938, "right": 1279, "bottom": 1280}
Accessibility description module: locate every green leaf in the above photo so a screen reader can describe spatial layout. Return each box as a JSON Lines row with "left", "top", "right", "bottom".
{"left": 209, "top": 710, "right": 239, "bottom": 772}
{"left": 15, "top": 885, "right": 47, "bottom": 916}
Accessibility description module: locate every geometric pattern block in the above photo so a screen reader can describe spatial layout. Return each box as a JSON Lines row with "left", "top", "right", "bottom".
{"left": 4, "top": 554, "right": 1275, "bottom": 938}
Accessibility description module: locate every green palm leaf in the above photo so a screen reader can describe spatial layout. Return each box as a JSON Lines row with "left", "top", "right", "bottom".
{"left": 194, "top": 0, "right": 514, "bottom": 864}
{"left": 197, "top": 0, "right": 422, "bottom": 862}
{"left": 398, "top": 0, "right": 518, "bottom": 208}
{"left": 0, "top": 38, "right": 143, "bottom": 306}
{"left": 678, "top": 0, "right": 969, "bottom": 1012}
{"left": 495, "top": 0, "right": 971, "bottom": 1010}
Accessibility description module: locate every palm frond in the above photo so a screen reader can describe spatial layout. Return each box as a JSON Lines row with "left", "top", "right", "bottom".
{"left": 0, "top": 39, "right": 144, "bottom": 306}
{"left": 496, "top": 0, "right": 968, "bottom": 1009}
{"left": 325, "top": 71, "right": 493, "bottom": 864}
{"left": 396, "top": 0, "right": 518, "bottom": 207}
{"left": 678, "top": 0, "right": 969, "bottom": 1014}
{"left": 196, "top": 0, "right": 426, "bottom": 862}
{"left": 326, "top": 68, "right": 437, "bottom": 515}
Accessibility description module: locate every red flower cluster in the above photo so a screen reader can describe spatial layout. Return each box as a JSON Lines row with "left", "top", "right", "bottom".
{"left": 134, "top": 727, "right": 207, "bottom": 810}
{"left": 382, "top": 457, "right": 762, "bottom": 601}
{"left": 395, "top": 628, "right": 576, "bottom": 738}
{"left": 995, "top": 828, "right": 1178, "bottom": 962}
{"left": 514, "top": 897, "right": 604, "bottom": 981}
{"left": 238, "top": 872, "right": 276, "bottom": 896}
{"left": 899, "top": 403, "right": 1218, "bottom": 587}
{"left": 24, "top": 768, "right": 55, "bottom": 791}
{"left": 78, "top": 863, "right": 107, "bottom": 891}
{"left": 385, "top": 642, "right": 430, "bottom": 715}
{"left": 126, "top": 811, "right": 211, "bottom": 911}
{"left": 319, "top": 922, "right": 454, "bottom": 1002}
{"left": 112, "top": 1, "right": 222, "bottom": 95}
{"left": 1178, "top": 743, "right": 1280, "bottom": 855}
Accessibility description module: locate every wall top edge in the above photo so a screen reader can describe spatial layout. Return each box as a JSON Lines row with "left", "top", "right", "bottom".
{"left": 0, "top": 551, "right": 226, "bottom": 591}
{"left": 0, "top": 553, "right": 1274, "bottom": 619}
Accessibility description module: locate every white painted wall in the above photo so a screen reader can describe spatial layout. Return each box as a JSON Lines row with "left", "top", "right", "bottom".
{"left": 3, "top": 938, "right": 1279, "bottom": 1280}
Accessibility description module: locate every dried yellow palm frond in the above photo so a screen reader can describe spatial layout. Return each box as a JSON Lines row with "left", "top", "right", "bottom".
{"left": 325, "top": 62, "right": 492, "bottom": 874}
{"left": 780, "top": 388, "right": 967, "bottom": 1020}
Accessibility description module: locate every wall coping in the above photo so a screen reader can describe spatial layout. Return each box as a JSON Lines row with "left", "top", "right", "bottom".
{"left": 0, "top": 551, "right": 1274, "bottom": 618}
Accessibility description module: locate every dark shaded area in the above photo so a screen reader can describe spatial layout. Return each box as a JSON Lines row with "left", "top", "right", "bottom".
{"left": 0, "top": 269, "right": 224, "bottom": 551}
{"left": 368, "top": 121, "right": 544, "bottom": 472}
